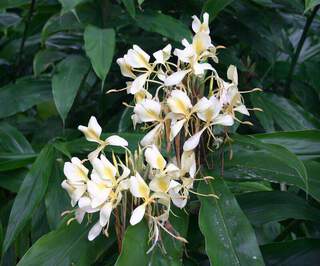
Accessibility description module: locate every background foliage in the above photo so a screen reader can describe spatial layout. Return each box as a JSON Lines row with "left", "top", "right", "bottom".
{"left": 0, "top": 0, "right": 320, "bottom": 265}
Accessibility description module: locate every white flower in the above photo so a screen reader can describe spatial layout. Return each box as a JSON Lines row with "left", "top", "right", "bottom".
{"left": 133, "top": 99, "right": 162, "bottom": 123}
{"left": 183, "top": 129, "right": 206, "bottom": 152}
{"left": 140, "top": 123, "right": 163, "bottom": 147}
{"left": 153, "top": 44, "right": 172, "bottom": 64}
{"left": 124, "top": 45, "right": 151, "bottom": 70}
{"left": 78, "top": 116, "right": 102, "bottom": 143}
{"left": 167, "top": 90, "right": 192, "bottom": 116}
{"left": 62, "top": 157, "right": 88, "bottom": 206}
{"left": 116, "top": 57, "right": 135, "bottom": 79}
{"left": 145, "top": 145, "right": 167, "bottom": 171}
{"left": 192, "top": 12, "right": 210, "bottom": 34}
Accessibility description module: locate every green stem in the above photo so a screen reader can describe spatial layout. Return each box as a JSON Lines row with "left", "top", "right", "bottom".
{"left": 284, "top": 4, "right": 320, "bottom": 97}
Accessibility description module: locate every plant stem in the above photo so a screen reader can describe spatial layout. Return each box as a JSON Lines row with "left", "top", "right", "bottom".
{"left": 15, "top": 0, "right": 36, "bottom": 79}
{"left": 284, "top": 4, "right": 320, "bottom": 96}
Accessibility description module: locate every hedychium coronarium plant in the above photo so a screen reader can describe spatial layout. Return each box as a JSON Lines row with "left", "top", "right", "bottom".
{"left": 61, "top": 12, "right": 262, "bottom": 253}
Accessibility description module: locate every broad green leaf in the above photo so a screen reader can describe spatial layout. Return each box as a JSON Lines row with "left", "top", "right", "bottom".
{"left": 0, "top": 13, "right": 21, "bottom": 29}
{"left": 250, "top": 92, "right": 320, "bottom": 132}
{"left": 33, "top": 49, "right": 66, "bottom": 76}
{"left": 3, "top": 145, "right": 55, "bottom": 253}
{"left": 0, "top": 219, "right": 3, "bottom": 255}
{"left": 304, "top": 160, "right": 320, "bottom": 200}
{"left": 84, "top": 25, "right": 115, "bottom": 86}
{"left": 115, "top": 220, "right": 149, "bottom": 266}
{"left": 261, "top": 239, "right": 320, "bottom": 265}
{"left": 198, "top": 177, "right": 264, "bottom": 266}
{"left": 305, "top": 0, "right": 320, "bottom": 11}
{"left": 17, "top": 221, "right": 115, "bottom": 266}
{"left": 52, "top": 55, "right": 90, "bottom": 123}
{"left": 122, "top": 0, "right": 136, "bottom": 17}
{"left": 203, "top": 0, "right": 235, "bottom": 21}
{"left": 41, "top": 13, "right": 82, "bottom": 42}
{"left": 0, "top": 78, "right": 52, "bottom": 119}
{"left": 45, "top": 162, "right": 70, "bottom": 230}
{"left": 237, "top": 191, "right": 320, "bottom": 225}
{"left": 0, "top": 0, "right": 29, "bottom": 9}
{"left": 0, "top": 153, "right": 37, "bottom": 172}
{"left": 135, "top": 11, "right": 192, "bottom": 42}
{"left": 0, "top": 123, "right": 33, "bottom": 154}
{"left": 58, "top": 0, "right": 89, "bottom": 14}
{"left": 0, "top": 169, "right": 27, "bottom": 192}
{"left": 221, "top": 135, "right": 311, "bottom": 198}
{"left": 254, "top": 130, "right": 320, "bottom": 160}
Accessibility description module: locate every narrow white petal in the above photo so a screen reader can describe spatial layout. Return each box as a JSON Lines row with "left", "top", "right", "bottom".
{"left": 213, "top": 114, "right": 234, "bottom": 126}
{"left": 88, "top": 222, "right": 103, "bottom": 241}
{"left": 234, "top": 104, "right": 250, "bottom": 116}
{"left": 130, "top": 73, "right": 149, "bottom": 94}
{"left": 183, "top": 129, "right": 205, "bottom": 151}
{"left": 105, "top": 135, "right": 128, "bottom": 147}
{"left": 129, "top": 173, "right": 150, "bottom": 199}
{"left": 164, "top": 70, "right": 189, "bottom": 86}
{"left": 227, "top": 65, "right": 238, "bottom": 85}
{"left": 170, "top": 119, "right": 186, "bottom": 141}
{"left": 99, "top": 202, "right": 113, "bottom": 227}
{"left": 130, "top": 204, "right": 146, "bottom": 225}
{"left": 78, "top": 116, "right": 102, "bottom": 142}
{"left": 145, "top": 145, "right": 166, "bottom": 170}
{"left": 140, "top": 123, "right": 163, "bottom": 147}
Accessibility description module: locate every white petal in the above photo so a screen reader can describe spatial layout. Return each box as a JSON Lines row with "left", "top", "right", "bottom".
{"left": 99, "top": 202, "right": 113, "bottom": 227}
{"left": 149, "top": 176, "right": 171, "bottom": 193}
{"left": 213, "top": 114, "right": 234, "bottom": 126}
{"left": 183, "top": 129, "right": 205, "bottom": 151}
{"left": 88, "top": 222, "right": 103, "bottom": 241}
{"left": 234, "top": 104, "right": 250, "bottom": 116}
{"left": 75, "top": 208, "right": 86, "bottom": 223}
{"left": 130, "top": 73, "right": 149, "bottom": 94}
{"left": 129, "top": 173, "right": 150, "bottom": 199}
{"left": 130, "top": 204, "right": 146, "bottom": 225}
{"left": 145, "top": 145, "right": 166, "bottom": 170}
{"left": 167, "top": 90, "right": 192, "bottom": 115}
{"left": 193, "top": 62, "right": 214, "bottom": 76}
{"left": 227, "top": 65, "right": 238, "bottom": 85}
{"left": 181, "top": 151, "right": 196, "bottom": 178}
{"left": 191, "top": 15, "right": 201, "bottom": 33}
{"left": 134, "top": 99, "right": 161, "bottom": 122}
{"left": 105, "top": 135, "right": 128, "bottom": 147}
{"left": 78, "top": 116, "right": 102, "bottom": 143}
{"left": 164, "top": 70, "right": 189, "bottom": 86}
{"left": 170, "top": 118, "right": 186, "bottom": 141}
{"left": 169, "top": 188, "right": 187, "bottom": 209}
{"left": 91, "top": 154, "right": 117, "bottom": 181}
{"left": 192, "top": 32, "right": 211, "bottom": 55}
{"left": 140, "top": 123, "right": 163, "bottom": 147}
{"left": 116, "top": 57, "right": 135, "bottom": 79}
{"left": 125, "top": 45, "right": 150, "bottom": 69}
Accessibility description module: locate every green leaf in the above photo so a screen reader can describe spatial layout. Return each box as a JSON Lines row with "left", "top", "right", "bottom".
{"left": 198, "top": 177, "right": 264, "bottom": 266}
{"left": 122, "top": 0, "right": 136, "bottom": 18}
{"left": 305, "top": 0, "right": 320, "bottom": 12}
{"left": 33, "top": 49, "right": 66, "bottom": 77}
{"left": 84, "top": 25, "right": 115, "bottom": 86}
{"left": 135, "top": 11, "right": 192, "bottom": 42}
{"left": 203, "top": 0, "right": 235, "bottom": 21}
{"left": 45, "top": 162, "right": 70, "bottom": 230}
{"left": 254, "top": 130, "right": 320, "bottom": 160}
{"left": 41, "top": 13, "right": 82, "bottom": 42}
{"left": 237, "top": 191, "right": 320, "bottom": 225}
{"left": 0, "top": 123, "right": 33, "bottom": 154}
{"left": 17, "top": 221, "right": 115, "bottom": 266}
{"left": 52, "top": 55, "right": 90, "bottom": 123}
{"left": 261, "top": 239, "right": 320, "bottom": 265}
{"left": 0, "top": 0, "right": 29, "bottom": 9}
{"left": 0, "top": 169, "right": 27, "bottom": 192}
{"left": 3, "top": 145, "right": 55, "bottom": 254}
{"left": 58, "top": 0, "right": 89, "bottom": 14}
{"left": 0, "top": 13, "right": 21, "bottom": 30}
{"left": 250, "top": 92, "right": 320, "bottom": 132}
{"left": 0, "top": 153, "right": 37, "bottom": 172}
{"left": 0, "top": 78, "right": 52, "bottom": 119}
{"left": 221, "top": 135, "right": 309, "bottom": 194}
{"left": 115, "top": 219, "right": 149, "bottom": 266}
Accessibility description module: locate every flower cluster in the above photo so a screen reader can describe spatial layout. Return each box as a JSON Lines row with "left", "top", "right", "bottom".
{"left": 62, "top": 13, "right": 259, "bottom": 249}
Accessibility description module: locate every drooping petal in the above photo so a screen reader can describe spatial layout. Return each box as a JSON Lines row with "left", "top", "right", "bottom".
{"left": 129, "top": 173, "right": 150, "bottom": 199}
{"left": 99, "top": 202, "right": 113, "bottom": 227}
{"left": 164, "top": 70, "right": 189, "bottom": 86}
{"left": 130, "top": 204, "right": 146, "bottom": 225}
{"left": 105, "top": 135, "right": 128, "bottom": 147}
{"left": 88, "top": 222, "right": 103, "bottom": 241}
{"left": 227, "top": 65, "right": 238, "bottom": 85}
{"left": 183, "top": 129, "right": 206, "bottom": 151}
{"left": 78, "top": 116, "right": 102, "bottom": 143}
{"left": 170, "top": 118, "right": 186, "bottom": 141}
{"left": 145, "top": 145, "right": 166, "bottom": 170}
{"left": 213, "top": 114, "right": 234, "bottom": 126}
{"left": 140, "top": 123, "right": 163, "bottom": 147}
